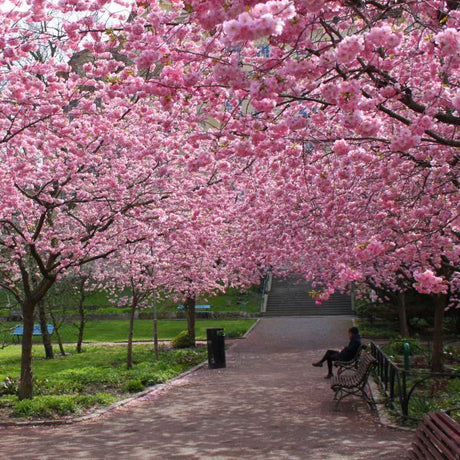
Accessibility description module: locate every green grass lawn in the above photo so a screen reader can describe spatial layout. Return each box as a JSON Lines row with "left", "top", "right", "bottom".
{"left": 2, "top": 319, "right": 256, "bottom": 344}
{"left": 59, "top": 319, "right": 256, "bottom": 342}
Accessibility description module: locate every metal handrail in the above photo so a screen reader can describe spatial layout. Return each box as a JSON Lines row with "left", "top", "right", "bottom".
{"left": 370, "top": 341, "right": 460, "bottom": 420}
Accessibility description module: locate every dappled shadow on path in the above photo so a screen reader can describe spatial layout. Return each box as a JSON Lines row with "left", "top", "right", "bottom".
{"left": 0, "top": 318, "right": 412, "bottom": 460}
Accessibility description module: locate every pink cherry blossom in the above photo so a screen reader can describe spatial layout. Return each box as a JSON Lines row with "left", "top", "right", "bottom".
{"left": 414, "top": 270, "right": 448, "bottom": 295}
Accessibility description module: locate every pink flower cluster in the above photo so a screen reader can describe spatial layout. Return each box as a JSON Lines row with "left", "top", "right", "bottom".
{"left": 365, "top": 25, "right": 401, "bottom": 52}
{"left": 336, "top": 36, "right": 363, "bottom": 65}
{"left": 390, "top": 127, "right": 421, "bottom": 151}
{"left": 453, "top": 93, "right": 460, "bottom": 112}
{"left": 252, "top": 97, "right": 277, "bottom": 112}
{"left": 136, "top": 50, "right": 160, "bottom": 69}
{"left": 321, "top": 80, "right": 361, "bottom": 110}
{"left": 435, "top": 28, "right": 460, "bottom": 58}
{"left": 413, "top": 270, "right": 448, "bottom": 295}
{"left": 222, "top": 0, "right": 295, "bottom": 42}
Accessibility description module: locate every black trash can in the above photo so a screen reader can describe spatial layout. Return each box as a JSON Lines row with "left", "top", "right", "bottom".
{"left": 207, "top": 328, "right": 226, "bottom": 369}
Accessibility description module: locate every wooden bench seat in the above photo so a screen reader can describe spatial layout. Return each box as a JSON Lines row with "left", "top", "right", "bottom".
{"left": 330, "top": 351, "right": 377, "bottom": 410}
{"left": 407, "top": 410, "right": 460, "bottom": 459}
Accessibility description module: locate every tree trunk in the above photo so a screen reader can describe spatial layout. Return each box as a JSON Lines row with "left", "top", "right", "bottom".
{"left": 19, "top": 299, "right": 35, "bottom": 400}
{"left": 152, "top": 290, "right": 159, "bottom": 360}
{"left": 127, "top": 297, "right": 137, "bottom": 370}
{"left": 48, "top": 310, "right": 66, "bottom": 356}
{"left": 184, "top": 296, "right": 196, "bottom": 347}
{"left": 397, "top": 291, "right": 409, "bottom": 337}
{"left": 76, "top": 279, "right": 87, "bottom": 354}
{"left": 38, "top": 300, "right": 54, "bottom": 359}
{"left": 431, "top": 293, "right": 446, "bottom": 373}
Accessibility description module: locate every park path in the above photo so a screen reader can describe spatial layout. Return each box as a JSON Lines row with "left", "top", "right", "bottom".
{"left": 0, "top": 317, "right": 413, "bottom": 460}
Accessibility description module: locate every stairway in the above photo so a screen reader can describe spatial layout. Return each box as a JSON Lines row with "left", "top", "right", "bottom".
{"left": 265, "top": 277, "right": 353, "bottom": 316}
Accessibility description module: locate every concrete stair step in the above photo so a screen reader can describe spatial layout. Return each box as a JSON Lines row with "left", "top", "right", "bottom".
{"left": 265, "top": 277, "right": 353, "bottom": 317}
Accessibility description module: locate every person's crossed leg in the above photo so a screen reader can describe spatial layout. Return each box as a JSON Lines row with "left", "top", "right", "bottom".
{"left": 312, "top": 350, "right": 340, "bottom": 378}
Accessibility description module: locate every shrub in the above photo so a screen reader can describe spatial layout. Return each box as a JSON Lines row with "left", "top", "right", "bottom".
{"left": 225, "top": 328, "right": 246, "bottom": 339}
{"left": 54, "top": 367, "right": 121, "bottom": 386}
{"left": 43, "top": 379, "right": 84, "bottom": 395}
{"left": 139, "top": 370, "right": 175, "bottom": 386}
{"left": 122, "top": 379, "right": 145, "bottom": 393}
{"left": 13, "top": 393, "right": 115, "bottom": 418}
{"left": 382, "top": 337, "right": 423, "bottom": 356}
{"left": 0, "top": 376, "right": 19, "bottom": 396}
{"left": 72, "top": 393, "right": 115, "bottom": 409}
{"left": 409, "top": 317, "right": 430, "bottom": 332}
{"left": 14, "top": 395, "right": 76, "bottom": 418}
{"left": 171, "top": 348, "right": 206, "bottom": 365}
{"left": 171, "top": 331, "right": 194, "bottom": 349}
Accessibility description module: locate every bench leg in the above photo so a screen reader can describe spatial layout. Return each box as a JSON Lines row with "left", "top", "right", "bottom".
{"left": 361, "top": 383, "right": 377, "bottom": 411}
{"left": 333, "top": 384, "right": 376, "bottom": 411}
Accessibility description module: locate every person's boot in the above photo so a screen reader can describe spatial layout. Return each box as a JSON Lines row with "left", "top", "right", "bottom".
{"left": 324, "top": 373, "right": 333, "bottom": 379}
{"left": 312, "top": 361, "right": 323, "bottom": 367}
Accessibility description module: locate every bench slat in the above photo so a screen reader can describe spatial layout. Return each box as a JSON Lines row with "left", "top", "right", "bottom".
{"left": 414, "top": 429, "right": 451, "bottom": 460}
{"left": 12, "top": 324, "right": 54, "bottom": 336}
{"left": 431, "top": 412, "right": 460, "bottom": 442}
{"left": 420, "top": 415, "right": 460, "bottom": 459}
{"left": 410, "top": 435, "right": 444, "bottom": 460}
{"left": 408, "top": 412, "right": 460, "bottom": 460}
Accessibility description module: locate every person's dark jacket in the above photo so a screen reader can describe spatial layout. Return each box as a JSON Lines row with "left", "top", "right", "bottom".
{"left": 337, "top": 333, "right": 361, "bottom": 361}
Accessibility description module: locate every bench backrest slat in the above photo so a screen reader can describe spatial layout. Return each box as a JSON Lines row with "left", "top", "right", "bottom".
{"left": 434, "top": 412, "right": 460, "bottom": 440}
{"left": 354, "top": 352, "right": 376, "bottom": 381}
{"left": 408, "top": 411, "right": 460, "bottom": 460}
{"left": 12, "top": 324, "right": 54, "bottom": 335}
{"left": 413, "top": 430, "right": 450, "bottom": 460}
{"left": 419, "top": 414, "right": 460, "bottom": 460}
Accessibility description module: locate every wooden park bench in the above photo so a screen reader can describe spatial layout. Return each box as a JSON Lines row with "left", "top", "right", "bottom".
{"left": 176, "top": 304, "right": 212, "bottom": 311}
{"left": 12, "top": 324, "right": 54, "bottom": 343}
{"left": 177, "top": 304, "right": 212, "bottom": 318}
{"left": 330, "top": 351, "right": 377, "bottom": 410}
{"left": 334, "top": 343, "right": 367, "bottom": 376}
{"left": 406, "top": 410, "right": 460, "bottom": 459}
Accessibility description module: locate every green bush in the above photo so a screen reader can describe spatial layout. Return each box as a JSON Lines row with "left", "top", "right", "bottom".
{"left": 54, "top": 367, "right": 121, "bottom": 386}
{"left": 382, "top": 337, "right": 423, "bottom": 356}
{"left": 13, "top": 393, "right": 115, "bottom": 418}
{"left": 171, "top": 331, "right": 194, "bottom": 349}
{"left": 355, "top": 320, "right": 400, "bottom": 339}
{"left": 409, "top": 317, "right": 430, "bottom": 332}
{"left": 122, "top": 379, "right": 145, "bottom": 393}
{"left": 171, "top": 348, "right": 206, "bottom": 365}
{"left": 0, "top": 376, "right": 18, "bottom": 396}
{"left": 225, "top": 328, "right": 246, "bottom": 339}
{"left": 139, "top": 370, "right": 175, "bottom": 386}
{"left": 14, "top": 395, "right": 76, "bottom": 418}
{"left": 74, "top": 393, "right": 115, "bottom": 408}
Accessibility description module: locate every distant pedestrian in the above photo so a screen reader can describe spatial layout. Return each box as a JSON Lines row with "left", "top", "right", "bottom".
{"left": 312, "top": 326, "right": 362, "bottom": 378}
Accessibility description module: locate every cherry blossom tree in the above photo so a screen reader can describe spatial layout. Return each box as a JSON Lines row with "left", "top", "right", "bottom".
{"left": 1, "top": 0, "right": 458, "bottom": 390}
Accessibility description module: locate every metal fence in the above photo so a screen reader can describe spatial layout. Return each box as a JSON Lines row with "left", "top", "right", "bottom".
{"left": 370, "top": 341, "right": 460, "bottom": 420}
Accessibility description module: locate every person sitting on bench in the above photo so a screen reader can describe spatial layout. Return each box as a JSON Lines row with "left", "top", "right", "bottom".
{"left": 312, "top": 326, "right": 362, "bottom": 379}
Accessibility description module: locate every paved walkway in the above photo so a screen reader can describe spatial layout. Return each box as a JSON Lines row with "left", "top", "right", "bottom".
{"left": 0, "top": 317, "right": 413, "bottom": 459}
